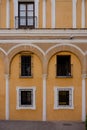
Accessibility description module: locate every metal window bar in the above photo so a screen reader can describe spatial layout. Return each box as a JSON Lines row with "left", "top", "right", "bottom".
{"left": 15, "top": 16, "right": 37, "bottom": 29}
{"left": 56, "top": 64, "right": 73, "bottom": 77}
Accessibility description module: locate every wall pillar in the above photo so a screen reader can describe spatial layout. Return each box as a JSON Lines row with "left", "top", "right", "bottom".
{"left": 43, "top": 74, "right": 47, "bottom": 121}
{"left": 13, "top": 0, "right": 18, "bottom": 28}
{"left": 82, "top": 0, "right": 85, "bottom": 28}
{"left": 72, "top": 0, "right": 77, "bottom": 28}
{"left": 35, "top": 0, "right": 39, "bottom": 28}
{"left": 43, "top": 0, "right": 46, "bottom": 28}
{"left": 51, "top": 0, "right": 55, "bottom": 28}
{"left": 82, "top": 74, "right": 86, "bottom": 121}
{"left": 6, "top": 0, "right": 10, "bottom": 28}
{"left": 5, "top": 74, "right": 9, "bottom": 120}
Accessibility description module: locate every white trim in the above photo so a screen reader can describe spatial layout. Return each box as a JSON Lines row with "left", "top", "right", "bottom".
{"left": 0, "top": 40, "right": 85, "bottom": 56}
{"left": 0, "top": 39, "right": 87, "bottom": 46}
{"left": 35, "top": 0, "right": 39, "bottom": 28}
{"left": 42, "top": 74, "right": 47, "bottom": 121}
{"left": 72, "top": 0, "right": 77, "bottom": 28}
{"left": 0, "top": 48, "right": 7, "bottom": 55}
{"left": 82, "top": 0, "right": 85, "bottom": 28}
{"left": 16, "top": 86, "right": 36, "bottom": 110}
{"left": 54, "top": 87, "right": 74, "bottom": 110}
{"left": 82, "top": 76, "right": 86, "bottom": 121}
{"left": 5, "top": 74, "right": 9, "bottom": 120}
{"left": 0, "top": 29, "right": 87, "bottom": 36}
{"left": 46, "top": 43, "right": 85, "bottom": 56}
{"left": 0, "top": 41, "right": 85, "bottom": 56}
{"left": 13, "top": 0, "right": 18, "bottom": 28}
{"left": 51, "top": 0, "right": 55, "bottom": 28}
{"left": 6, "top": 0, "right": 10, "bottom": 28}
{"left": 7, "top": 43, "right": 45, "bottom": 56}
{"left": 43, "top": 0, "right": 46, "bottom": 28}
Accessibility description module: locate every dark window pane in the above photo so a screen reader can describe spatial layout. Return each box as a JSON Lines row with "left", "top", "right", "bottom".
{"left": 57, "top": 55, "right": 71, "bottom": 76}
{"left": 18, "top": 2, "right": 35, "bottom": 28}
{"left": 21, "top": 90, "right": 32, "bottom": 105}
{"left": 21, "top": 56, "right": 31, "bottom": 76}
{"left": 59, "top": 91, "right": 69, "bottom": 105}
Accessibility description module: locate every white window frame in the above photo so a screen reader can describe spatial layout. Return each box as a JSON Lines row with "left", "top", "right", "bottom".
{"left": 16, "top": 86, "right": 36, "bottom": 110}
{"left": 14, "top": 0, "right": 39, "bottom": 28}
{"left": 54, "top": 87, "right": 74, "bottom": 109}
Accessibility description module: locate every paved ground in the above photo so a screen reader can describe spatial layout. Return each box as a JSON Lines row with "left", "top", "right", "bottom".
{"left": 0, "top": 120, "right": 85, "bottom": 130}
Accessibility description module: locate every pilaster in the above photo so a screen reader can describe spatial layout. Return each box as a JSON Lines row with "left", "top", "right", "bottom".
{"left": 82, "top": 0, "right": 85, "bottom": 28}
{"left": 82, "top": 74, "right": 86, "bottom": 121}
{"left": 6, "top": 0, "right": 10, "bottom": 28}
{"left": 43, "top": 0, "right": 46, "bottom": 28}
{"left": 5, "top": 74, "right": 9, "bottom": 120}
{"left": 42, "top": 74, "right": 47, "bottom": 121}
{"left": 72, "top": 0, "right": 77, "bottom": 28}
{"left": 51, "top": 0, "right": 55, "bottom": 28}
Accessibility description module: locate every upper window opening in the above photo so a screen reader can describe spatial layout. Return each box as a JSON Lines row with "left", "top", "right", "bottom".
{"left": 56, "top": 55, "right": 72, "bottom": 77}
{"left": 21, "top": 55, "right": 32, "bottom": 77}
{"left": 18, "top": 2, "right": 35, "bottom": 28}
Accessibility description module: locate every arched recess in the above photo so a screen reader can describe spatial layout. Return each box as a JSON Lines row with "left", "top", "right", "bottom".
{"left": 7, "top": 44, "right": 45, "bottom": 74}
{"left": 46, "top": 44, "right": 86, "bottom": 75}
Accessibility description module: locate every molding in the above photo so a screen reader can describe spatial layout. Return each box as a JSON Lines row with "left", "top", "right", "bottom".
{"left": 7, "top": 43, "right": 45, "bottom": 56}
{"left": 16, "top": 86, "right": 36, "bottom": 110}
{"left": 46, "top": 43, "right": 85, "bottom": 56}
{"left": 0, "top": 40, "right": 85, "bottom": 57}
{"left": 1, "top": 29, "right": 87, "bottom": 36}
{"left": 0, "top": 39, "right": 87, "bottom": 45}
{"left": 54, "top": 86, "right": 74, "bottom": 110}
{"left": 0, "top": 48, "right": 7, "bottom": 55}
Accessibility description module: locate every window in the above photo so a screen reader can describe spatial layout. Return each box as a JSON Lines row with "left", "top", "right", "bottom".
{"left": 56, "top": 55, "right": 72, "bottom": 77}
{"left": 54, "top": 87, "right": 74, "bottom": 109}
{"left": 18, "top": 2, "right": 35, "bottom": 28}
{"left": 16, "top": 87, "right": 36, "bottom": 109}
{"left": 21, "top": 55, "right": 32, "bottom": 77}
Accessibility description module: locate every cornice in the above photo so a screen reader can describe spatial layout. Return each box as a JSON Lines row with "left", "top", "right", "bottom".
{"left": 0, "top": 29, "right": 87, "bottom": 37}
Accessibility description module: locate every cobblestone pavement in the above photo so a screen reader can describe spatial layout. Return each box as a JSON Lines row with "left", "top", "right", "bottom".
{"left": 0, "top": 120, "right": 85, "bottom": 130}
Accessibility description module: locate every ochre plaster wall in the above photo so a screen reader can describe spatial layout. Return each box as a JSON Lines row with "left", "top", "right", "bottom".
{"left": 55, "top": 0, "right": 72, "bottom": 28}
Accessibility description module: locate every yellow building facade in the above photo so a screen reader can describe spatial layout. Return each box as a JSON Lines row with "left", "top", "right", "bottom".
{"left": 0, "top": 0, "right": 87, "bottom": 122}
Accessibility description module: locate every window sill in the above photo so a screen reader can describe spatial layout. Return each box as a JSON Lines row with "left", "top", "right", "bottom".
{"left": 16, "top": 106, "right": 36, "bottom": 110}
{"left": 54, "top": 106, "right": 74, "bottom": 110}
{"left": 56, "top": 75, "right": 73, "bottom": 78}
{"left": 19, "top": 76, "right": 33, "bottom": 78}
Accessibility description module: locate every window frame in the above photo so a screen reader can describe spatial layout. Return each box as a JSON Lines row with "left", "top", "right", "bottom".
{"left": 54, "top": 87, "right": 74, "bottom": 109}
{"left": 56, "top": 55, "right": 72, "bottom": 77}
{"left": 20, "top": 54, "right": 33, "bottom": 78}
{"left": 18, "top": 1, "right": 35, "bottom": 28}
{"left": 16, "top": 87, "right": 36, "bottom": 110}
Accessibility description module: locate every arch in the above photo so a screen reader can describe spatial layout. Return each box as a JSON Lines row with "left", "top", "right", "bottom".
{"left": 46, "top": 43, "right": 85, "bottom": 74}
{"left": 7, "top": 43, "right": 45, "bottom": 74}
